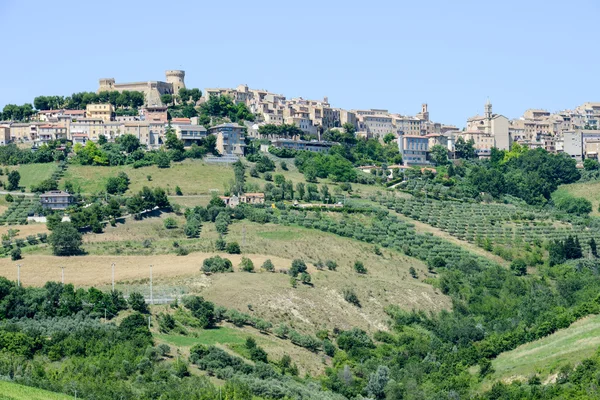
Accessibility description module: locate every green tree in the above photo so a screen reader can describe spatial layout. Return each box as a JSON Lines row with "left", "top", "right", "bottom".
{"left": 240, "top": 257, "right": 254, "bottom": 272}
{"left": 262, "top": 259, "right": 275, "bottom": 272}
{"left": 510, "top": 259, "right": 527, "bottom": 276}
{"left": 429, "top": 144, "right": 449, "bottom": 165}
{"left": 128, "top": 292, "right": 149, "bottom": 314}
{"left": 160, "top": 94, "right": 173, "bottom": 105}
{"left": 455, "top": 137, "right": 476, "bottom": 159}
{"left": 7, "top": 171, "right": 20, "bottom": 191}
{"left": 290, "top": 259, "right": 307, "bottom": 277}
{"left": 117, "top": 134, "right": 141, "bottom": 153}
{"left": 48, "top": 222, "right": 83, "bottom": 256}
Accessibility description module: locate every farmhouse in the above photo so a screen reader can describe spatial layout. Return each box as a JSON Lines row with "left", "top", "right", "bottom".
{"left": 40, "top": 190, "right": 74, "bottom": 210}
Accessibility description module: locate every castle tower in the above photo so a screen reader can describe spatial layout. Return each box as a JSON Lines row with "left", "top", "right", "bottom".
{"left": 98, "top": 78, "right": 115, "bottom": 93}
{"left": 165, "top": 70, "right": 186, "bottom": 94}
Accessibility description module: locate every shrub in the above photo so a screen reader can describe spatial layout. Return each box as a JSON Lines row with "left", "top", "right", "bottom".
{"left": 225, "top": 241, "right": 241, "bottom": 254}
{"left": 264, "top": 172, "right": 272, "bottom": 181}
{"left": 240, "top": 257, "right": 254, "bottom": 272}
{"left": 142, "top": 239, "right": 152, "bottom": 248}
{"left": 4, "top": 194, "right": 13, "bottom": 202}
{"left": 163, "top": 217, "right": 177, "bottom": 229}
{"left": 353, "top": 261, "right": 367, "bottom": 274}
{"left": 262, "top": 259, "right": 275, "bottom": 272}
{"left": 10, "top": 247, "right": 21, "bottom": 261}
{"left": 175, "top": 186, "right": 183, "bottom": 196}
{"left": 202, "top": 256, "right": 233, "bottom": 273}
{"left": 409, "top": 267, "right": 418, "bottom": 278}
{"left": 326, "top": 260, "right": 337, "bottom": 271}
{"left": 300, "top": 272, "right": 311, "bottom": 285}
{"left": 215, "top": 238, "right": 226, "bottom": 251}
{"left": 342, "top": 288, "right": 360, "bottom": 307}
{"left": 176, "top": 247, "right": 189, "bottom": 256}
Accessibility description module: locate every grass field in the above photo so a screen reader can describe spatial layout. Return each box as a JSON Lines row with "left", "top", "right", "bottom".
{"left": 0, "top": 163, "right": 56, "bottom": 192}
{"left": 0, "top": 381, "right": 73, "bottom": 400}
{"left": 61, "top": 160, "right": 235, "bottom": 195}
{"left": 479, "top": 314, "right": 600, "bottom": 390}
{"left": 556, "top": 181, "right": 600, "bottom": 216}
{"left": 155, "top": 322, "right": 327, "bottom": 375}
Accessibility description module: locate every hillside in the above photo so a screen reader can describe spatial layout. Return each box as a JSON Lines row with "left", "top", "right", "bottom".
{"left": 1, "top": 217, "right": 450, "bottom": 333}
{"left": 478, "top": 314, "right": 600, "bottom": 391}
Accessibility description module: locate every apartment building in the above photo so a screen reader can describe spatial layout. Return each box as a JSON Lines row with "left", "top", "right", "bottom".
{"left": 398, "top": 134, "right": 429, "bottom": 165}
{"left": 359, "top": 114, "right": 395, "bottom": 138}
{"left": 38, "top": 125, "right": 68, "bottom": 143}
{"left": 86, "top": 103, "right": 114, "bottom": 122}
{"left": 174, "top": 124, "right": 208, "bottom": 147}
{"left": 394, "top": 116, "right": 422, "bottom": 136}
{"left": 208, "top": 123, "right": 246, "bottom": 156}
{"left": 9, "top": 123, "right": 42, "bottom": 142}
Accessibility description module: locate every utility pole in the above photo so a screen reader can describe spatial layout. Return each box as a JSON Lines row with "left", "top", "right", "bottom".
{"left": 16, "top": 264, "right": 20, "bottom": 287}
{"left": 111, "top": 262, "right": 115, "bottom": 291}
{"left": 149, "top": 264, "right": 153, "bottom": 305}
{"left": 60, "top": 266, "right": 65, "bottom": 284}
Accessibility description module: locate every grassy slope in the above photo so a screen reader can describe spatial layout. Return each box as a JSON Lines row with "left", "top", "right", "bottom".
{"left": 154, "top": 322, "right": 326, "bottom": 375}
{"left": 0, "top": 164, "right": 55, "bottom": 192}
{"left": 61, "top": 157, "right": 383, "bottom": 198}
{"left": 3, "top": 216, "right": 450, "bottom": 333}
{"left": 479, "top": 314, "right": 600, "bottom": 391}
{"left": 555, "top": 181, "right": 600, "bottom": 216}
{"left": 61, "top": 160, "right": 235, "bottom": 195}
{"left": 0, "top": 381, "right": 73, "bottom": 400}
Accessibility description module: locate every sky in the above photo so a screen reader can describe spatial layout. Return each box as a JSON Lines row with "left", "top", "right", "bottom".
{"left": 0, "top": 0, "right": 598, "bottom": 127}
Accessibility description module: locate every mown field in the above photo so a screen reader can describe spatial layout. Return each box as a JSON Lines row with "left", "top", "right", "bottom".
{"left": 0, "top": 381, "right": 73, "bottom": 400}
{"left": 59, "top": 156, "right": 383, "bottom": 198}
{"left": 479, "top": 314, "right": 600, "bottom": 390}
{"left": 60, "top": 160, "right": 235, "bottom": 195}
{"left": 556, "top": 181, "right": 600, "bottom": 216}
{"left": 0, "top": 163, "right": 56, "bottom": 192}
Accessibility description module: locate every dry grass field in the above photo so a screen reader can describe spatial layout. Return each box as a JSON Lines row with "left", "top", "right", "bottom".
{"left": 2, "top": 216, "right": 450, "bottom": 333}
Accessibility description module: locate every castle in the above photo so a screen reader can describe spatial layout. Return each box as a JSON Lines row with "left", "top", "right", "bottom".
{"left": 98, "top": 70, "right": 185, "bottom": 106}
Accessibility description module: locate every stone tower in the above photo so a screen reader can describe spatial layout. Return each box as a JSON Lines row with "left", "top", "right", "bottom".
{"left": 485, "top": 98, "right": 492, "bottom": 120}
{"left": 165, "top": 70, "right": 186, "bottom": 94}
{"left": 98, "top": 78, "right": 115, "bottom": 92}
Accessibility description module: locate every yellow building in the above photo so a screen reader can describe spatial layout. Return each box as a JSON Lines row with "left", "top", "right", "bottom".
{"left": 86, "top": 104, "right": 114, "bottom": 122}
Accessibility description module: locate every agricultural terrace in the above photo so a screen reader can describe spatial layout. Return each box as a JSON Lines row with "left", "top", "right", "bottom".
{"left": 376, "top": 195, "right": 600, "bottom": 264}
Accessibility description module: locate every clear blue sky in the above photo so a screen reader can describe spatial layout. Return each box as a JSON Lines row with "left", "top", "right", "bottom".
{"left": 1, "top": 0, "right": 597, "bottom": 127}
